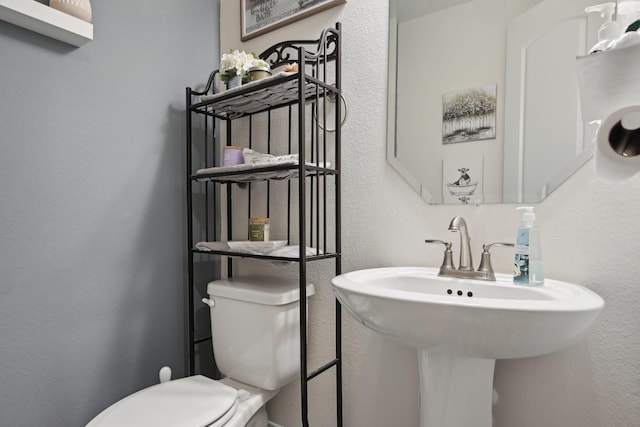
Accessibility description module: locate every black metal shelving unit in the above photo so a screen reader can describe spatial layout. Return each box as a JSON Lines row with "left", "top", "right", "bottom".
{"left": 185, "top": 24, "right": 342, "bottom": 427}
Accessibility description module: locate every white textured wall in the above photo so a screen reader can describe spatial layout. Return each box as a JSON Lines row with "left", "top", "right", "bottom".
{"left": 221, "top": 0, "right": 640, "bottom": 426}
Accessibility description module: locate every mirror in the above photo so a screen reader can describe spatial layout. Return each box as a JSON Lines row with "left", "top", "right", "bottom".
{"left": 387, "top": 0, "right": 605, "bottom": 204}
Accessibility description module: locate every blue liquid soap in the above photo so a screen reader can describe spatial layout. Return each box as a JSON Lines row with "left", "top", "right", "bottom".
{"left": 513, "top": 207, "right": 544, "bottom": 286}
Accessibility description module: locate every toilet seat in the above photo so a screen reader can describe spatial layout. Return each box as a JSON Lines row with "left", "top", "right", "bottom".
{"left": 86, "top": 375, "right": 238, "bottom": 427}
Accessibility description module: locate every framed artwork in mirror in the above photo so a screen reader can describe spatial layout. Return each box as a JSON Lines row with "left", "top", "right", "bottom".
{"left": 442, "top": 85, "right": 497, "bottom": 144}
{"left": 241, "top": 0, "right": 346, "bottom": 41}
{"left": 442, "top": 155, "right": 484, "bottom": 205}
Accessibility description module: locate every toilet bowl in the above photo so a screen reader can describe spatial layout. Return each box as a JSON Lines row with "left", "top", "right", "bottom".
{"left": 86, "top": 277, "right": 314, "bottom": 427}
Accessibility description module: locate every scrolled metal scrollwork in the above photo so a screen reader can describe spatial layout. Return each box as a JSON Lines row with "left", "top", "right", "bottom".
{"left": 259, "top": 26, "right": 339, "bottom": 69}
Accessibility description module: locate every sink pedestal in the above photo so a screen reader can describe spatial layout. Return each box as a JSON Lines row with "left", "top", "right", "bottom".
{"left": 418, "top": 350, "right": 495, "bottom": 427}
{"left": 332, "top": 267, "right": 604, "bottom": 427}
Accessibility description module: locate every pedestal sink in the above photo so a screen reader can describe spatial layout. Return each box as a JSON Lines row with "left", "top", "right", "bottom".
{"left": 331, "top": 267, "right": 604, "bottom": 427}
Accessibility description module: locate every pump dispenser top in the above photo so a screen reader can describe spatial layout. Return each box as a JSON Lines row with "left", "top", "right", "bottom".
{"left": 517, "top": 206, "right": 536, "bottom": 225}
{"left": 513, "top": 207, "right": 544, "bottom": 286}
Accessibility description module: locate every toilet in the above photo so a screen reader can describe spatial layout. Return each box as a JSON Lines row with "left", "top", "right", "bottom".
{"left": 87, "top": 276, "right": 315, "bottom": 427}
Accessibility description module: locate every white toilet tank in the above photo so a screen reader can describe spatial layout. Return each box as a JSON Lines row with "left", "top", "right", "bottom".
{"left": 206, "top": 276, "right": 315, "bottom": 391}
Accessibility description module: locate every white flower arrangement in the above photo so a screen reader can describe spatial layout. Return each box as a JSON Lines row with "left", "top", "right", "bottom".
{"left": 220, "top": 50, "right": 270, "bottom": 82}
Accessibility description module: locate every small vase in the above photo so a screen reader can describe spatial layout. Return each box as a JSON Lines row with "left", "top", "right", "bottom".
{"left": 248, "top": 66, "right": 272, "bottom": 82}
{"left": 226, "top": 75, "right": 241, "bottom": 90}
{"left": 50, "top": 0, "right": 92, "bottom": 23}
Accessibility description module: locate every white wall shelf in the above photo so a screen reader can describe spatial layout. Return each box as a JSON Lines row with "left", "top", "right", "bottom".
{"left": 0, "top": 0, "right": 92, "bottom": 47}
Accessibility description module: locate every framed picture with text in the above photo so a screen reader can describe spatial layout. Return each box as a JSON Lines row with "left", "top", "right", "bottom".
{"left": 241, "top": 0, "right": 345, "bottom": 41}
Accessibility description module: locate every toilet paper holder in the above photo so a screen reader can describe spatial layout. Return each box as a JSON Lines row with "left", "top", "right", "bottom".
{"left": 606, "top": 109, "right": 640, "bottom": 157}
{"left": 594, "top": 105, "right": 640, "bottom": 182}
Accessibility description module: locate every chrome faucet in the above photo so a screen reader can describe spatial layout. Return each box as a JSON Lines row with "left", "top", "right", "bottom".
{"left": 448, "top": 216, "right": 473, "bottom": 271}
{"left": 425, "top": 216, "right": 514, "bottom": 281}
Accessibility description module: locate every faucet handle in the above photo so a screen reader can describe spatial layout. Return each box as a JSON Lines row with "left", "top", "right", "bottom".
{"left": 483, "top": 242, "right": 515, "bottom": 249}
{"left": 425, "top": 239, "right": 455, "bottom": 273}
{"left": 477, "top": 242, "right": 515, "bottom": 279}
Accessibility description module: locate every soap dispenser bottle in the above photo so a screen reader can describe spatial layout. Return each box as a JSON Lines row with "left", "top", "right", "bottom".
{"left": 513, "top": 207, "right": 544, "bottom": 286}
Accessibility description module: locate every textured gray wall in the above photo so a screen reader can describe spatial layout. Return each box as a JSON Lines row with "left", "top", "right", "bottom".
{"left": 0, "top": 1, "right": 219, "bottom": 425}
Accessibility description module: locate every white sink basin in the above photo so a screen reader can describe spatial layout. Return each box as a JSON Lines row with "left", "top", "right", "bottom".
{"left": 331, "top": 266, "right": 603, "bottom": 358}
{"left": 331, "top": 267, "right": 604, "bottom": 427}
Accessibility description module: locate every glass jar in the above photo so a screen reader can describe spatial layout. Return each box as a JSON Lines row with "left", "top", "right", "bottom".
{"left": 248, "top": 218, "right": 270, "bottom": 241}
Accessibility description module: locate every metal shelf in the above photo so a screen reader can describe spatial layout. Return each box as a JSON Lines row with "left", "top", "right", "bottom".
{"left": 191, "top": 72, "right": 337, "bottom": 119}
{"left": 186, "top": 24, "right": 343, "bottom": 427}
{"left": 192, "top": 163, "right": 338, "bottom": 183}
{"left": 191, "top": 247, "right": 340, "bottom": 263}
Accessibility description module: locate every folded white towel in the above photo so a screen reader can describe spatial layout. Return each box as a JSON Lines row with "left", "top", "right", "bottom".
{"left": 194, "top": 241, "right": 322, "bottom": 259}
{"left": 195, "top": 159, "right": 296, "bottom": 179}
{"left": 266, "top": 245, "right": 323, "bottom": 258}
{"left": 195, "top": 152, "right": 331, "bottom": 182}
{"left": 242, "top": 148, "right": 298, "bottom": 165}
{"left": 195, "top": 241, "right": 229, "bottom": 251}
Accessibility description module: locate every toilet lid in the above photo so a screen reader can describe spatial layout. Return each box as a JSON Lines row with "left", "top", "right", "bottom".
{"left": 87, "top": 375, "right": 238, "bottom": 427}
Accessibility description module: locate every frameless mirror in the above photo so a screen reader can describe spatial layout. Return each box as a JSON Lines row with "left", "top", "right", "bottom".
{"left": 387, "top": 0, "right": 604, "bottom": 204}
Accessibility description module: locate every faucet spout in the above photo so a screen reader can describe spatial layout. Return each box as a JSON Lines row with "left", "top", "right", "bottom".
{"left": 448, "top": 216, "right": 473, "bottom": 271}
